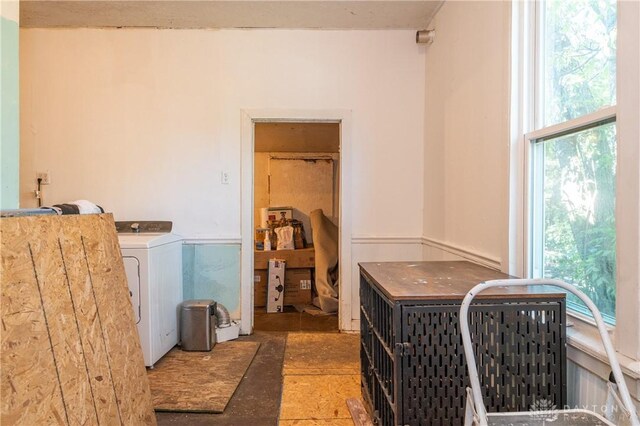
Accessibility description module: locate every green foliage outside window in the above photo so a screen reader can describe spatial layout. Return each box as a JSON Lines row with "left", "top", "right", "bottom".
{"left": 538, "top": 0, "right": 617, "bottom": 321}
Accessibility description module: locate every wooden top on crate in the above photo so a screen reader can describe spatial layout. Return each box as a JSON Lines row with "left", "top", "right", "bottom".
{"left": 359, "top": 261, "right": 565, "bottom": 302}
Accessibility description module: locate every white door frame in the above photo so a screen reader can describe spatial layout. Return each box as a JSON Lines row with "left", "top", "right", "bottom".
{"left": 240, "top": 109, "right": 353, "bottom": 334}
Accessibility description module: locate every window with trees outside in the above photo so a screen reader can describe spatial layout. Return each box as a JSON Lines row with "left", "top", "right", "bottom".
{"left": 528, "top": 0, "right": 617, "bottom": 323}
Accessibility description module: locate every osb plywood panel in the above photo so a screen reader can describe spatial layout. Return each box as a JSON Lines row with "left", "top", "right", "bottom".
{"left": 279, "top": 374, "right": 360, "bottom": 420}
{"left": 1, "top": 220, "right": 67, "bottom": 425}
{"left": 82, "top": 216, "right": 155, "bottom": 425}
{"left": 57, "top": 221, "right": 120, "bottom": 423}
{"left": 283, "top": 333, "right": 360, "bottom": 376}
{"left": 147, "top": 342, "right": 260, "bottom": 413}
{"left": 0, "top": 214, "right": 156, "bottom": 426}
{"left": 28, "top": 217, "right": 99, "bottom": 425}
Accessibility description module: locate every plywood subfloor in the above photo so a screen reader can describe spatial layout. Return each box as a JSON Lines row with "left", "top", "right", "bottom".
{"left": 155, "top": 332, "right": 285, "bottom": 426}
{"left": 0, "top": 213, "right": 155, "bottom": 425}
{"left": 283, "top": 333, "right": 360, "bottom": 376}
{"left": 148, "top": 342, "right": 260, "bottom": 413}
{"left": 279, "top": 419, "right": 356, "bottom": 425}
{"left": 280, "top": 374, "right": 360, "bottom": 421}
{"left": 155, "top": 331, "right": 365, "bottom": 425}
{"left": 280, "top": 332, "right": 361, "bottom": 423}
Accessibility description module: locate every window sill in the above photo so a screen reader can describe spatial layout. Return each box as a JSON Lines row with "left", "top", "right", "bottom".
{"left": 566, "top": 314, "right": 640, "bottom": 398}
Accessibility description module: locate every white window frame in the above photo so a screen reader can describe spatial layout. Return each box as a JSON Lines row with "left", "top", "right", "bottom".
{"left": 525, "top": 0, "right": 619, "bottom": 323}
{"left": 510, "top": 0, "right": 640, "bottom": 368}
{"left": 526, "top": 106, "right": 617, "bottom": 282}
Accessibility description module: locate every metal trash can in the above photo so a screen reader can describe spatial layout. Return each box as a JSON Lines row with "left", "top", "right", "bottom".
{"left": 180, "top": 300, "right": 217, "bottom": 351}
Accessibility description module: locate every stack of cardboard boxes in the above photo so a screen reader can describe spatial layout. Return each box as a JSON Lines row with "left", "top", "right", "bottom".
{"left": 254, "top": 247, "right": 315, "bottom": 309}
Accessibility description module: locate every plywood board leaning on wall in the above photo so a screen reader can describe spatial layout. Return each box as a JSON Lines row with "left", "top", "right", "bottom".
{"left": 0, "top": 213, "right": 156, "bottom": 425}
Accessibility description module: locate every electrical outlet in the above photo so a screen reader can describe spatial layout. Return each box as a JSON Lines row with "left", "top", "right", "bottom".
{"left": 221, "top": 171, "right": 230, "bottom": 185}
{"left": 37, "top": 171, "right": 51, "bottom": 185}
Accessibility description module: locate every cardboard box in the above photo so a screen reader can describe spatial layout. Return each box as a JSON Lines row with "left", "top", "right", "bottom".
{"left": 282, "top": 269, "right": 313, "bottom": 303}
{"left": 267, "top": 207, "right": 293, "bottom": 223}
{"left": 254, "top": 270, "right": 269, "bottom": 306}
{"left": 255, "top": 268, "right": 313, "bottom": 308}
{"left": 254, "top": 246, "right": 315, "bottom": 270}
{"left": 266, "top": 259, "right": 286, "bottom": 313}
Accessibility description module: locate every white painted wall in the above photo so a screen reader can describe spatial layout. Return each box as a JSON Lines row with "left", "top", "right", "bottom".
{"left": 422, "top": 1, "right": 511, "bottom": 270}
{"left": 350, "top": 238, "right": 423, "bottom": 323}
{"left": 20, "top": 28, "right": 425, "bottom": 242}
{"left": 1, "top": 0, "right": 20, "bottom": 209}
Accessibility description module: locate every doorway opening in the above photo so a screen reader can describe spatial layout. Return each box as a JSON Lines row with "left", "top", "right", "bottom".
{"left": 252, "top": 122, "right": 341, "bottom": 332}
{"left": 240, "top": 109, "right": 352, "bottom": 336}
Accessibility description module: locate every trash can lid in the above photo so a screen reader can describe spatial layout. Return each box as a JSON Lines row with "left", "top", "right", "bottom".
{"left": 181, "top": 299, "right": 216, "bottom": 310}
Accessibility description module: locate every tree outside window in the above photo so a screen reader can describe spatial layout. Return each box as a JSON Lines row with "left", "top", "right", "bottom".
{"left": 531, "top": 0, "right": 617, "bottom": 322}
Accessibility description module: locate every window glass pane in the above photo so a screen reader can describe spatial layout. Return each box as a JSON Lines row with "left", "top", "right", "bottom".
{"left": 536, "top": 122, "right": 616, "bottom": 322}
{"left": 541, "top": 0, "right": 616, "bottom": 127}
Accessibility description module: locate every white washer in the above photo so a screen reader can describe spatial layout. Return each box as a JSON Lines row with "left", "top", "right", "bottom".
{"left": 118, "top": 232, "right": 182, "bottom": 367}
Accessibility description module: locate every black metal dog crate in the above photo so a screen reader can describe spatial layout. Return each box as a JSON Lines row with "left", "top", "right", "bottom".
{"left": 359, "top": 261, "right": 566, "bottom": 426}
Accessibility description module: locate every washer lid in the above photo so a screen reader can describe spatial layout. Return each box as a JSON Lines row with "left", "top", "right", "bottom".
{"left": 118, "top": 232, "right": 182, "bottom": 249}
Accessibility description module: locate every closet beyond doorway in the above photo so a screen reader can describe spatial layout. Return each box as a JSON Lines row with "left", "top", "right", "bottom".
{"left": 253, "top": 122, "right": 340, "bottom": 331}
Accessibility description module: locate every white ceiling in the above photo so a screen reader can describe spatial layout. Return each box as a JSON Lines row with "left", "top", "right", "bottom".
{"left": 20, "top": 0, "right": 444, "bottom": 29}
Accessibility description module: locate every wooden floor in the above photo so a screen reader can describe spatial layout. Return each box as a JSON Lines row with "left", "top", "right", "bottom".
{"left": 156, "top": 310, "right": 354, "bottom": 425}
{"left": 156, "top": 332, "right": 286, "bottom": 426}
{"left": 254, "top": 306, "right": 339, "bottom": 332}
{"left": 279, "top": 333, "right": 361, "bottom": 424}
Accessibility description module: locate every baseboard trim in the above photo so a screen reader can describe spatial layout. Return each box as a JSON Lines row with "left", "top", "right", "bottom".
{"left": 421, "top": 237, "right": 502, "bottom": 271}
